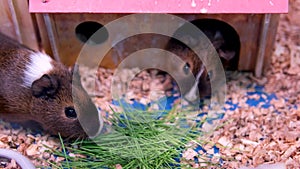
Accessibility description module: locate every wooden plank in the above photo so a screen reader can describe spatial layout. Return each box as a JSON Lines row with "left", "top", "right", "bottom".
{"left": 46, "top": 14, "right": 127, "bottom": 67}
{"left": 34, "top": 13, "right": 53, "bottom": 56}
{"left": 47, "top": 13, "right": 265, "bottom": 71}
{"left": 189, "top": 14, "right": 263, "bottom": 71}
{"left": 262, "top": 14, "right": 280, "bottom": 75}
{"left": 0, "top": 0, "right": 40, "bottom": 51}
{"left": 11, "top": 0, "right": 39, "bottom": 51}
{"left": 0, "top": 1, "right": 17, "bottom": 39}
{"left": 255, "top": 14, "right": 271, "bottom": 77}
{"left": 29, "top": 0, "right": 288, "bottom": 14}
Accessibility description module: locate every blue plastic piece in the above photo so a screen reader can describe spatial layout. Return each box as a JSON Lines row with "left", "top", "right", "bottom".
{"left": 194, "top": 145, "right": 206, "bottom": 153}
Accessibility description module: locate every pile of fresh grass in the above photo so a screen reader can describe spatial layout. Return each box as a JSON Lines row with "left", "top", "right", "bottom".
{"left": 51, "top": 108, "right": 218, "bottom": 169}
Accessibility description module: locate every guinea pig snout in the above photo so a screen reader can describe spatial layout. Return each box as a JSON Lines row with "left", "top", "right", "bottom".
{"left": 183, "top": 64, "right": 205, "bottom": 102}
{"left": 64, "top": 106, "right": 77, "bottom": 119}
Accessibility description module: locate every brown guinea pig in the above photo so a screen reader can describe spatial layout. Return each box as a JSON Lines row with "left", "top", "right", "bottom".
{"left": 165, "top": 20, "right": 238, "bottom": 103}
{"left": 0, "top": 33, "right": 102, "bottom": 138}
{"left": 165, "top": 37, "right": 212, "bottom": 102}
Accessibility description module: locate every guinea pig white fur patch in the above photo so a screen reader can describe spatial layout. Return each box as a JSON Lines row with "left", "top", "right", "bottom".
{"left": 22, "top": 52, "right": 53, "bottom": 88}
{"left": 184, "top": 64, "right": 205, "bottom": 102}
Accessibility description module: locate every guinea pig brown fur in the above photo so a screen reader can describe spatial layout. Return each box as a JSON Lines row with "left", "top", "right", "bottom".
{"left": 165, "top": 38, "right": 212, "bottom": 101}
{"left": 0, "top": 33, "right": 102, "bottom": 138}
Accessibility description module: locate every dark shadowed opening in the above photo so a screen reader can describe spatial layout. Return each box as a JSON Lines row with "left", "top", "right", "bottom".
{"left": 75, "top": 21, "right": 108, "bottom": 45}
{"left": 190, "top": 18, "right": 241, "bottom": 71}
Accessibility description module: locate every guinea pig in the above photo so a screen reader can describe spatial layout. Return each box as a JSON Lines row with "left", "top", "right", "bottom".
{"left": 164, "top": 20, "right": 239, "bottom": 103}
{"left": 0, "top": 32, "right": 102, "bottom": 138}
{"left": 165, "top": 37, "right": 211, "bottom": 102}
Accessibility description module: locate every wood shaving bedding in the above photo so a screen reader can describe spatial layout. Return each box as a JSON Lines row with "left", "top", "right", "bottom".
{"left": 1, "top": 1, "right": 300, "bottom": 168}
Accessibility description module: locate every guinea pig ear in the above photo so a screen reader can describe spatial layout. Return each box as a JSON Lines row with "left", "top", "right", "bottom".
{"left": 31, "top": 74, "right": 59, "bottom": 98}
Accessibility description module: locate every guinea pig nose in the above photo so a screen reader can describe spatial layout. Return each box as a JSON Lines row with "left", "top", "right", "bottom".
{"left": 65, "top": 107, "right": 77, "bottom": 119}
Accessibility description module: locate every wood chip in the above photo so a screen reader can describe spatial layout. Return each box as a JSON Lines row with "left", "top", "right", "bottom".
{"left": 25, "top": 144, "right": 39, "bottom": 156}
{"left": 281, "top": 145, "right": 297, "bottom": 160}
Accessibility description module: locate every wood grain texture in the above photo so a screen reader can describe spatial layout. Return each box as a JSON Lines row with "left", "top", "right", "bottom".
{"left": 0, "top": 0, "right": 40, "bottom": 51}
{"left": 47, "top": 14, "right": 278, "bottom": 72}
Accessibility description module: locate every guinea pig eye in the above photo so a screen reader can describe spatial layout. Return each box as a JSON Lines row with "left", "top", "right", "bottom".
{"left": 183, "top": 63, "right": 190, "bottom": 75}
{"left": 65, "top": 107, "right": 77, "bottom": 119}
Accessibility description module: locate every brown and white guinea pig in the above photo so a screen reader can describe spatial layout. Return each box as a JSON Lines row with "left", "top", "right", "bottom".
{"left": 165, "top": 37, "right": 211, "bottom": 102}
{"left": 164, "top": 20, "right": 239, "bottom": 102}
{"left": 0, "top": 33, "right": 102, "bottom": 138}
